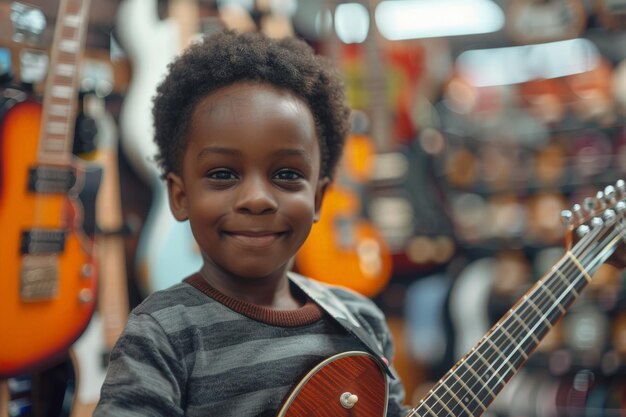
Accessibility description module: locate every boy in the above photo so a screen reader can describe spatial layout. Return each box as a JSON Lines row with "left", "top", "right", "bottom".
{"left": 94, "top": 30, "right": 408, "bottom": 416}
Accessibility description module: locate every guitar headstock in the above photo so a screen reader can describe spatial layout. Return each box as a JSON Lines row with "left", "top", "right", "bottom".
{"left": 561, "top": 180, "right": 626, "bottom": 269}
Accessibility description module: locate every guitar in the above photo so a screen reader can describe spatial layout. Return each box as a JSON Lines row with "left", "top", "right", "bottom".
{"left": 278, "top": 180, "right": 626, "bottom": 416}
{"left": 296, "top": 123, "right": 393, "bottom": 298}
{"left": 115, "top": 0, "right": 203, "bottom": 294}
{"left": 71, "top": 90, "right": 129, "bottom": 416}
{"left": 0, "top": 0, "right": 99, "bottom": 378}
{"left": 295, "top": 0, "right": 392, "bottom": 297}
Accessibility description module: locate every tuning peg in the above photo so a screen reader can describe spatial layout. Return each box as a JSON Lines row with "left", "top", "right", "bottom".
{"left": 591, "top": 216, "right": 603, "bottom": 228}
{"left": 604, "top": 185, "right": 616, "bottom": 204}
{"left": 561, "top": 209, "right": 573, "bottom": 225}
{"left": 596, "top": 191, "right": 607, "bottom": 210}
{"left": 576, "top": 224, "right": 591, "bottom": 237}
{"left": 572, "top": 203, "right": 584, "bottom": 221}
{"left": 603, "top": 209, "right": 616, "bottom": 221}
{"left": 583, "top": 197, "right": 597, "bottom": 213}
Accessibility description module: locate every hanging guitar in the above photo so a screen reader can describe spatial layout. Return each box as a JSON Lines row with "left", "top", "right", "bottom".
{"left": 278, "top": 180, "right": 626, "bottom": 416}
{"left": 295, "top": 0, "right": 392, "bottom": 298}
{"left": 0, "top": 0, "right": 99, "bottom": 378}
{"left": 115, "top": 0, "right": 204, "bottom": 294}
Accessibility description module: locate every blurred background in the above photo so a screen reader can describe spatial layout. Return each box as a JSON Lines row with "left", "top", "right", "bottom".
{"left": 1, "top": 0, "right": 626, "bottom": 416}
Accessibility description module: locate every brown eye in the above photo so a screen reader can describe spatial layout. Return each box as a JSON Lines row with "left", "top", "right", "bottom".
{"left": 274, "top": 170, "right": 302, "bottom": 181}
{"left": 209, "top": 169, "right": 238, "bottom": 180}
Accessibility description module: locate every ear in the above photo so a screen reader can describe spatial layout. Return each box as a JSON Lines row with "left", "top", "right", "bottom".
{"left": 167, "top": 172, "right": 189, "bottom": 221}
{"left": 313, "top": 176, "right": 331, "bottom": 223}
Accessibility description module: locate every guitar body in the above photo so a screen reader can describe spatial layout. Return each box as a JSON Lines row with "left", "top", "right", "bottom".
{"left": 296, "top": 133, "right": 392, "bottom": 298}
{"left": 0, "top": 99, "right": 98, "bottom": 378}
{"left": 277, "top": 352, "right": 388, "bottom": 417}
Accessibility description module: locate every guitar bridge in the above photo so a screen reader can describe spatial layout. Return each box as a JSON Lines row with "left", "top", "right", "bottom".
{"left": 20, "top": 254, "right": 58, "bottom": 301}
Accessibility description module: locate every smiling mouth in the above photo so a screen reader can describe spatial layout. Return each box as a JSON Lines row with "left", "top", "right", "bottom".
{"left": 225, "top": 231, "right": 285, "bottom": 246}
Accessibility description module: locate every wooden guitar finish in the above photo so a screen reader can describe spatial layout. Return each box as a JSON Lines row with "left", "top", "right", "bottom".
{"left": 0, "top": 0, "right": 97, "bottom": 378}
{"left": 282, "top": 181, "right": 626, "bottom": 417}
{"left": 277, "top": 352, "right": 387, "bottom": 417}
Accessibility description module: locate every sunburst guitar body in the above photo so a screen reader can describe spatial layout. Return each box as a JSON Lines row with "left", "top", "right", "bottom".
{"left": 0, "top": 0, "right": 97, "bottom": 379}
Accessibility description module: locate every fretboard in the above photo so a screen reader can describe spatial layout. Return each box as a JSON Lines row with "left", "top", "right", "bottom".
{"left": 38, "top": 0, "right": 90, "bottom": 164}
{"left": 408, "top": 217, "right": 624, "bottom": 417}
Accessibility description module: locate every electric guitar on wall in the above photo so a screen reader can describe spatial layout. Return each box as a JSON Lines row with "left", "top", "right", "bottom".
{"left": 116, "top": 0, "right": 203, "bottom": 294}
{"left": 0, "top": 0, "right": 99, "bottom": 378}
{"left": 295, "top": 0, "right": 392, "bottom": 297}
{"left": 278, "top": 180, "right": 626, "bottom": 416}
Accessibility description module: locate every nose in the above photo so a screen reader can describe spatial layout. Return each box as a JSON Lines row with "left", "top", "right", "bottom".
{"left": 234, "top": 174, "right": 278, "bottom": 214}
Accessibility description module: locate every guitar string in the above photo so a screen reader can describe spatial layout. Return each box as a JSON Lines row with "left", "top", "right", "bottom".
{"left": 408, "top": 223, "right": 621, "bottom": 417}
{"left": 405, "top": 223, "right": 615, "bottom": 417}
{"left": 405, "top": 215, "right": 623, "bottom": 417}
{"left": 425, "top": 224, "right": 621, "bottom": 417}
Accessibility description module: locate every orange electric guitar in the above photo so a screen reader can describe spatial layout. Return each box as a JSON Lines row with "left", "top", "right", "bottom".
{"left": 296, "top": 122, "right": 392, "bottom": 298}
{"left": 295, "top": 0, "right": 392, "bottom": 298}
{"left": 280, "top": 181, "right": 626, "bottom": 416}
{"left": 0, "top": 0, "right": 98, "bottom": 378}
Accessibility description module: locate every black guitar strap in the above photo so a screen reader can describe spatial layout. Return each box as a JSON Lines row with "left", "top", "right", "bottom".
{"left": 288, "top": 272, "right": 395, "bottom": 379}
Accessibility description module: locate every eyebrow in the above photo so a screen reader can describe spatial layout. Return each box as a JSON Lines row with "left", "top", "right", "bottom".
{"left": 197, "top": 147, "right": 312, "bottom": 163}
{"left": 197, "top": 147, "right": 241, "bottom": 160}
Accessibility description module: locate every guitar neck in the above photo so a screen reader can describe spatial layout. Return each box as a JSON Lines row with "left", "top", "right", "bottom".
{"left": 409, "top": 220, "right": 622, "bottom": 416}
{"left": 38, "top": 0, "right": 91, "bottom": 165}
{"left": 89, "top": 94, "right": 129, "bottom": 349}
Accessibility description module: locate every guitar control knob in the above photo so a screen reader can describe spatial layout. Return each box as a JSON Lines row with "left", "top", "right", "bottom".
{"left": 340, "top": 392, "right": 359, "bottom": 409}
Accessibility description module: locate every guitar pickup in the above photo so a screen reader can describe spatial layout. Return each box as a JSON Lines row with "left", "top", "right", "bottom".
{"left": 21, "top": 229, "right": 66, "bottom": 254}
{"left": 28, "top": 165, "right": 76, "bottom": 193}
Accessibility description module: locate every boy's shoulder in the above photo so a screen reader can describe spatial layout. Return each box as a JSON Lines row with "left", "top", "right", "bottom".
{"left": 131, "top": 281, "right": 211, "bottom": 317}
{"left": 288, "top": 272, "right": 385, "bottom": 321}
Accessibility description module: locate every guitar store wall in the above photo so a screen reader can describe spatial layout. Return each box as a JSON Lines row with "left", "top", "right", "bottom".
{"left": 361, "top": 4, "right": 626, "bottom": 417}
{"left": 1, "top": 0, "right": 626, "bottom": 416}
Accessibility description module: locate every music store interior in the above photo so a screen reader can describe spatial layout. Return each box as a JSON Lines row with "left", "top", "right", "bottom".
{"left": 1, "top": 0, "right": 626, "bottom": 415}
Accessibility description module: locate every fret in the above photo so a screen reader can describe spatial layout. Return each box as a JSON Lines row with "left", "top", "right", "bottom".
{"left": 47, "top": 122, "right": 69, "bottom": 135}
{"left": 49, "top": 105, "right": 71, "bottom": 117}
{"left": 510, "top": 314, "right": 541, "bottom": 344}
{"left": 497, "top": 325, "right": 528, "bottom": 360}
{"left": 59, "top": 39, "right": 80, "bottom": 53}
{"left": 523, "top": 295, "right": 553, "bottom": 329}
{"left": 554, "top": 267, "right": 579, "bottom": 296}
{"left": 418, "top": 398, "right": 439, "bottom": 417}
{"left": 442, "top": 382, "right": 473, "bottom": 416}
{"left": 458, "top": 357, "right": 496, "bottom": 399}
{"left": 56, "top": 63, "right": 76, "bottom": 78}
{"left": 450, "top": 371, "right": 487, "bottom": 412}
{"left": 539, "top": 284, "right": 567, "bottom": 314}
{"left": 64, "top": 13, "right": 82, "bottom": 27}
{"left": 41, "top": 137, "right": 67, "bottom": 149}
{"left": 566, "top": 252, "right": 593, "bottom": 283}
{"left": 430, "top": 391, "right": 457, "bottom": 416}
{"left": 51, "top": 85, "right": 74, "bottom": 100}
{"left": 484, "top": 337, "right": 516, "bottom": 376}
{"left": 470, "top": 350, "right": 499, "bottom": 398}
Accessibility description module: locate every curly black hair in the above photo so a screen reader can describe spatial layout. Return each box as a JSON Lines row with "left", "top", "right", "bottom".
{"left": 152, "top": 29, "right": 351, "bottom": 180}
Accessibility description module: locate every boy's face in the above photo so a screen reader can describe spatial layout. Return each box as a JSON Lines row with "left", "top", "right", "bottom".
{"left": 167, "top": 82, "right": 329, "bottom": 281}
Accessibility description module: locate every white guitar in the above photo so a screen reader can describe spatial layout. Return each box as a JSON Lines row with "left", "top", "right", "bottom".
{"left": 115, "top": 0, "right": 202, "bottom": 294}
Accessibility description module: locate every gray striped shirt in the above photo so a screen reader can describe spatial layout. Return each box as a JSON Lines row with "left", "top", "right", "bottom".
{"left": 94, "top": 273, "right": 407, "bottom": 416}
